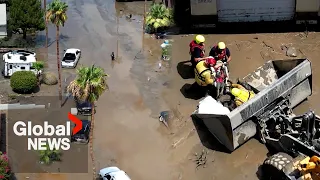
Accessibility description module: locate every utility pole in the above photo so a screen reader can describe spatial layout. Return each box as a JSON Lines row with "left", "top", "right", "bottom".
{"left": 142, "top": 0, "right": 147, "bottom": 51}
{"left": 44, "top": 0, "right": 48, "bottom": 48}
{"left": 117, "top": 10, "right": 119, "bottom": 60}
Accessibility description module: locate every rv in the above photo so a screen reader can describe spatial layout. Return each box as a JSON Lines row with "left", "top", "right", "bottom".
{"left": 2, "top": 50, "right": 38, "bottom": 77}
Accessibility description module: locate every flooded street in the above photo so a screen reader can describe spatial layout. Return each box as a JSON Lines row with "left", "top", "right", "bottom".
{"left": 12, "top": 0, "right": 320, "bottom": 180}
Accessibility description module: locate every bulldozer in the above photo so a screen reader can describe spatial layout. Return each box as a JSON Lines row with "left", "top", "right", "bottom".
{"left": 191, "top": 59, "right": 320, "bottom": 179}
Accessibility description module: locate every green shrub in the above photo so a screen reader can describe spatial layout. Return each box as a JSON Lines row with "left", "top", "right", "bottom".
{"left": 10, "top": 71, "right": 38, "bottom": 93}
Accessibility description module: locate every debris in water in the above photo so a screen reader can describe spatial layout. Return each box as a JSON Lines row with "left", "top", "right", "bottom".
{"left": 286, "top": 47, "right": 297, "bottom": 57}
{"left": 148, "top": 50, "right": 153, "bottom": 56}
{"left": 159, "top": 111, "right": 169, "bottom": 127}
{"left": 126, "top": 14, "right": 132, "bottom": 19}
{"left": 194, "top": 149, "right": 208, "bottom": 169}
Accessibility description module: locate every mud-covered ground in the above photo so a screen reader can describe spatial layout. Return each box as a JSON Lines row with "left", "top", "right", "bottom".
{"left": 4, "top": 0, "right": 320, "bottom": 180}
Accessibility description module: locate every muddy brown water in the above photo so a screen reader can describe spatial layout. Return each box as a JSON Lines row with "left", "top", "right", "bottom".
{"left": 10, "top": 0, "right": 320, "bottom": 180}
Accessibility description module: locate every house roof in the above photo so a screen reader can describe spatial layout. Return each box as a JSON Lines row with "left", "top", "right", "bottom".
{"left": 0, "top": 4, "right": 6, "bottom": 26}
{"left": 3, "top": 51, "right": 37, "bottom": 63}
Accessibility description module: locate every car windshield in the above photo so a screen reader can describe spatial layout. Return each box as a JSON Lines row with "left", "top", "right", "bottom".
{"left": 64, "top": 53, "right": 76, "bottom": 61}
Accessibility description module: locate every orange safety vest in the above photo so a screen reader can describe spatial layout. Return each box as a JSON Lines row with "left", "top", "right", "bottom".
{"left": 190, "top": 40, "right": 205, "bottom": 57}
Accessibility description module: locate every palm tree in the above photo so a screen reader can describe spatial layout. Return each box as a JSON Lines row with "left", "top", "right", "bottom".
{"left": 145, "top": 3, "right": 173, "bottom": 33}
{"left": 67, "top": 65, "right": 109, "bottom": 179}
{"left": 46, "top": 0, "right": 68, "bottom": 106}
{"left": 39, "top": 144, "right": 62, "bottom": 165}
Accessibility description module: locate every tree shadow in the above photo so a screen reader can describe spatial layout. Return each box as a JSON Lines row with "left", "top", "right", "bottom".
{"left": 180, "top": 83, "right": 206, "bottom": 100}
{"left": 35, "top": 34, "right": 52, "bottom": 47}
{"left": 48, "top": 34, "right": 70, "bottom": 47}
{"left": 191, "top": 114, "right": 230, "bottom": 153}
{"left": 177, "top": 60, "right": 194, "bottom": 79}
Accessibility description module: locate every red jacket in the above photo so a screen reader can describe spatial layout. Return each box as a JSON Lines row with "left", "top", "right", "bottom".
{"left": 189, "top": 40, "right": 205, "bottom": 57}
{"left": 213, "top": 45, "right": 227, "bottom": 61}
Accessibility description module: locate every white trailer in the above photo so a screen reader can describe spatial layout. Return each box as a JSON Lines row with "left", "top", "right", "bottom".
{"left": 2, "top": 50, "right": 38, "bottom": 77}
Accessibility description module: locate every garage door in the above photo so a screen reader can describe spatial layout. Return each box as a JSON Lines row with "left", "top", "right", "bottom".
{"left": 217, "top": 0, "right": 296, "bottom": 22}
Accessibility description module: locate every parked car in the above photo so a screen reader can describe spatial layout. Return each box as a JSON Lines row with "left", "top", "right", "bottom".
{"left": 71, "top": 120, "right": 90, "bottom": 144}
{"left": 61, "top": 48, "right": 81, "bottom": 68}
{"left": 98, "top": 167, "right": 131, "bottom": 180}
{"left": 75, "top": 98, "right": 94, "bottom": 116}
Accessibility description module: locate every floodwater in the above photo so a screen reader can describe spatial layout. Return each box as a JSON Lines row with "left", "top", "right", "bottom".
{"left": 13, "top": 0, "right": 320, "bottom": 180}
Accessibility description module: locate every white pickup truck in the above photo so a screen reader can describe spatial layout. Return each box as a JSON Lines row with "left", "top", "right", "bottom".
{"left": 99, "top": 167, "right": 131, "bottom": 180}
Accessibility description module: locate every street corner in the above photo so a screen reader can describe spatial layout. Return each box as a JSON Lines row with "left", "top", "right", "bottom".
{"left": 6, "top": 96, "right": 89, "bottom": 173}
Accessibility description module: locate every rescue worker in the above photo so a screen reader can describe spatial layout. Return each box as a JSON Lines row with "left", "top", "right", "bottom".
{"left": 194, "top": 57, "right": 223, "bottom": 87}
{"left": 230, "top": 84, "right": 255, "bottom": 107}
{"left": 189, "top": 35, "right": 207, "bottom": 68}
{"left": 209, "top": 42, "right": 231, "bottom": 64}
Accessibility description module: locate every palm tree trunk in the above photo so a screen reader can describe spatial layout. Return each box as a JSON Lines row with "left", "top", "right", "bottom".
{"left": 44, "top": 0, "right": 48, "bottom": 48}
{"left": 90, "top": 103, "right": 96, "bottom": 179}
{"left": 56, "top": 25, "right": 62, "bottom": 106}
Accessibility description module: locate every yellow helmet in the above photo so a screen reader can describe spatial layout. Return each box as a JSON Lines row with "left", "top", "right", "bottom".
{"left": 217, "top": 42, "right": 226, "bottom": 49}
{"left": 231, "top": 88, "right": 241, "bottom": 97}
{"left": 195, "top": 35, "right": 205, "bottom": 44}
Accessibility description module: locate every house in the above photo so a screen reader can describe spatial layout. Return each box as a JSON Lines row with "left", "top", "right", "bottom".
{"left": 175, "top": 0, "right": 320, "bottom": 27}
{"left": 0, "top": 3, "right": 7, "bottom": 37}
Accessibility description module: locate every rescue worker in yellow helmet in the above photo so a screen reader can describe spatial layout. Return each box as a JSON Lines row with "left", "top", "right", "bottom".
{"left": 230, "top": 84, "right": 255, "bottom": 107}
{"left": 194, "top": 57, "right": 223, "bottom": 87}
{"left": 189, "top": 35, "right": 207, "bottom": 68}
{"left": 209, "top": 42, "right": 232, "bottom": 64}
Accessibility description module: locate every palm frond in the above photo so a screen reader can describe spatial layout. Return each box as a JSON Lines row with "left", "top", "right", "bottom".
{"left": 46, "top": 0, "right": 68, "bottom": 27}
{"left": 67, "top": 65, "right": 109, "bottom": 103}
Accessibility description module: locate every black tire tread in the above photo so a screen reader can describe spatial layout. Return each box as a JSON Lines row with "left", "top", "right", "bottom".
{"left": 262, "top": 152, "right": 293, "bottom": 179}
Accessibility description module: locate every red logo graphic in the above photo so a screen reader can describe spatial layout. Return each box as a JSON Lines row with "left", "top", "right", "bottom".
{"left": 68, "top": 112, "right": 82, "bottom": 135}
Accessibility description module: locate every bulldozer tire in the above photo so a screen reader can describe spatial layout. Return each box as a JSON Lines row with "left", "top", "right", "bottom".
{"left": 262, "top": 152, "right": 293, "bottom": 180}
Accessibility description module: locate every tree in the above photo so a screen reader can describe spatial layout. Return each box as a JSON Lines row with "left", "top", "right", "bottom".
{"left": 39, "top": 144, "right": 62, "bottom": 164}
{"left": 9, "top": 0, "right": 45, "bottom": 39}
{"left": 67, "top": 65, "right": 109, "bottom": 179}
{"left": 145, "top": 3, "right": 173, "bottom": 33}
{"left": 46, "top": 0, "right": 68, "bottom": 107}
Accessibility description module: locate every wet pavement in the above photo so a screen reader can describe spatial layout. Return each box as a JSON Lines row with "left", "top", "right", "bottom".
{"left": 12, "top": 0, "right": 320, "bottom": 180}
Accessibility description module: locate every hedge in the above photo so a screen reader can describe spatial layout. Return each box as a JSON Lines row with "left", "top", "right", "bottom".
{"left": 10, "top": 71, "right": 38, "bottom": 93}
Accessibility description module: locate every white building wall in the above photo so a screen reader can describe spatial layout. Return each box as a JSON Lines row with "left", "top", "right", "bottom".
{"left": 0, "top": 4, "right": 7, "bottom": 37}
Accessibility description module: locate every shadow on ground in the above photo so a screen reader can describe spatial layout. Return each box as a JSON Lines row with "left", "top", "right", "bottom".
{"left": 180, "top": 83, "right": 206, "bottom": 100}
{"left": 177, "top": 60, "right": 194, "bottom": 79}
{"left": 191, "top": 115, "right": 230, "bottom": 153}
{"left": 47, "top": 34, "right": 70, "bottom": 47}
